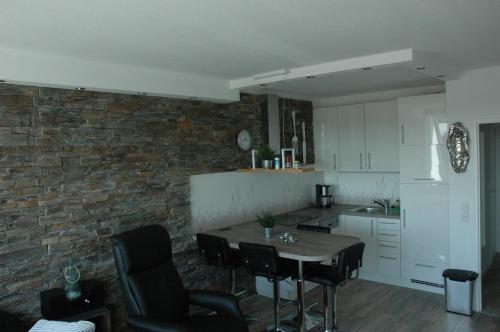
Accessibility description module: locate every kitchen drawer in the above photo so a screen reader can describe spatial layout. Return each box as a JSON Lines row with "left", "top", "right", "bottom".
{"left": 378, "top": 229, "right": 400, "bottom": 242}
{"left": 404, "top": 258, "right": 447, "bottom": 288}
{"left": 377, "top": 219, "right": 400, "bottom": 231}
{"left": 378, "top": 252, "right": 401, "bottom": 277}
{"left": 378, "top": 240, "right": 400, "bottom": 254}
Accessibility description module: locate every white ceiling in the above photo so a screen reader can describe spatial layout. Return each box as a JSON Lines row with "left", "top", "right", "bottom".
{"left": 1, "top": 0, "right": 500, "bottom": 99}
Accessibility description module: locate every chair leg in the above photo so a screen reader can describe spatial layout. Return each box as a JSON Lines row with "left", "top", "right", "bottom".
{"left": 323, "top": 285, "right": 332, "bottom": 332}
{"left": 231, "top": 268, "right": 237, "bottom": 294}
{"left": 332, "top": 286, "right": 337, "bottom": 331}
{"left": 273, "top": 279, "right": 281, "bottom": 331}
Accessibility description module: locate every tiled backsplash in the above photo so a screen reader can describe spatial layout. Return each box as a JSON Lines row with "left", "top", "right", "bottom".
{"left": 190, "top": 171, "right": 323, "bottom": 232}
{"left": 324, "top": 171, "right": 400, "bottom": 205}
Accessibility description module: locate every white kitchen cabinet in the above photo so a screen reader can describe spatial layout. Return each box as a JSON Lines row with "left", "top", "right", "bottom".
{"left": 313, "top": 107, "right": 339, "bottom": 170}
{"left": 400, "top": 144, "right": 449, "bottom": 184}
{"left": 345, "top": 215, "right": 377, "bottom": 273}
{"left": 377, "top": 218, "right": 401, "bottom": 277}
{"left": 338, "top": 104, "right": 365, "bottom": 172}
{"left": 364, "top": 101, "right": 399, "bottom": 172}
{"left": 398, "top": 94, "right": 448, "bottom": 145}
{"left": 401, "top": 184, "right": 449, "bottom": 287}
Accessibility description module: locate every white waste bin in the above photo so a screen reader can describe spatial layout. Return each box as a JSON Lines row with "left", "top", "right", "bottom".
{"left": 442, "top": 269, "right": 479, "bottom": 316}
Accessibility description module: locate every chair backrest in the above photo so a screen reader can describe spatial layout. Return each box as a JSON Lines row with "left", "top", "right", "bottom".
{"left": 196, "top": 233, "right": 231, "bottom": 267}
{"left": 239, "top": 242, "right": 280, "bottom": 281}
{"left": 336, "top": 242, "right": 365, "bottom": 284}
{"left": 111, "top": 225, "right": 189, "bottom": 322}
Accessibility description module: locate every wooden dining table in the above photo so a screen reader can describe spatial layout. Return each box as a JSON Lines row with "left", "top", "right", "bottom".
{"left": 202, "top": 221, "right": 360, "bottom": 332}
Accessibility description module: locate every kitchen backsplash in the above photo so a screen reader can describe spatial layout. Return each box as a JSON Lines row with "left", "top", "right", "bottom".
{"left": 324, "top": 171, "right": 400, "bottom": 205}
{"left": 190, "top": 171, "right": 323, "bottom": 232}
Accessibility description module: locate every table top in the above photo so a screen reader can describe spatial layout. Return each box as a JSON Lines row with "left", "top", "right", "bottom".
{"left": 203, "top": 221, "right": 360, "bottom": 262}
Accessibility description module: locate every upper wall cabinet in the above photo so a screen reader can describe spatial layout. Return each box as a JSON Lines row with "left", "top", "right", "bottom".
{"left": 338, "top": 104, "right": 366, "bottom": 172}
{"left": 398, "top": 94, "right": 447, "bottom": 145}
{"left": 364, "top": 101, "right": 399, "bottom": 172}
{"left": 313, "top": 107, "right": 339, "bottom": 170}
{"left": 337, "top": 101, "right": 399, "bottom": 173}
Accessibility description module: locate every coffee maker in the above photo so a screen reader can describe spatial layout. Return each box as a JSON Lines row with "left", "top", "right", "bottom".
{"left": 315, "top": 184, "right": 334, "bottom": 208}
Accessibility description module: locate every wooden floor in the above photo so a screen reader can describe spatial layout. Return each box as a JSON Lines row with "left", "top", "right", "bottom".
{"left": 240, "top": 278, "right": 500, "bottom": 332}
{"left": 482, "top": 254, "right": 500, "bottom": 316}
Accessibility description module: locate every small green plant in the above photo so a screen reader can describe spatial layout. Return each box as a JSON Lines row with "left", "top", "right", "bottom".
{"left": 256, "top": 212, "right": 276, "bottom": 228}
{"left": 257, "top": 145, "right": 275, "bottom": 160}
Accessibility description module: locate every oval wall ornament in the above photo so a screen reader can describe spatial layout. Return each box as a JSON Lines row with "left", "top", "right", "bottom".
{"left": 447, "top": 122, "right": 470, "bottom": 173}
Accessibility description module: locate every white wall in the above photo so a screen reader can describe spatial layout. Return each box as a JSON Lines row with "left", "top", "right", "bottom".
{"left": 324, "top": 171, "right": 400, "bottom": 205}
{"left": 190, "top": 171, "right": 323, "bottom": 232}
{"left": 497, "top": 127, "right": 500, "bottom": 252}
{"left": 446, "top": 65, "right": 500, "bottom": 308}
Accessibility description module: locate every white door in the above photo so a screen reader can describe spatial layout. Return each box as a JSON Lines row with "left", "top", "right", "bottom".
{"left": 345, "top": 215, "right": 377, "bottom": 273}
{"left": 338, "top": 104, "right": 366, "bottom": 172}
{"left": 313, "top": 107, "right": 339, "bottom": 170}
{"left": 398, "top": 94, "right": 448, "bottom": 145}
{"left": 400, "top": 184, "right": 449, "bottom": 264}
{"left": 364, "top": 101, "right": 399, "bottom": 172}
{"left": 400, "top": 145, "right": 449, "bottom": 184}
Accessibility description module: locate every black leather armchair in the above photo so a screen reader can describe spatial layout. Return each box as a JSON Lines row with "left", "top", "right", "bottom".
{"left": 112, "top": 225, "right": 249, "bottom": 332}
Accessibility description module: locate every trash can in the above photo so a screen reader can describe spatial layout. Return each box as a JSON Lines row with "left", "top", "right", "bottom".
{"left": 442, "top": 269, "right": 479, "bottom": 316}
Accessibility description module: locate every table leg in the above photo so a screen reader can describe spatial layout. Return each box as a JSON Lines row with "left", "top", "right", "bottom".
{"left": 297, "top": 260, "right": 305, "bottom": 332}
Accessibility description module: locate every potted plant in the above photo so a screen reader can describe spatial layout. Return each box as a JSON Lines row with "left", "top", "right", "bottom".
{"left": 256, "top": 212, "right": 276, "bottom": 238}
{"left": 257, "top": 145, "right": 275, "bottom": 169}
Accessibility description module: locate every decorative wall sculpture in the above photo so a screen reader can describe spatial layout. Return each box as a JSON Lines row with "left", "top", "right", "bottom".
{"left": 447, "top": 122, "right": 470, "bottom": 173}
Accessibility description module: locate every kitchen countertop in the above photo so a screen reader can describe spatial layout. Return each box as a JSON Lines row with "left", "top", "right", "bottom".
{"left": 276, "top": 203, "right": 401, "bottom": 225}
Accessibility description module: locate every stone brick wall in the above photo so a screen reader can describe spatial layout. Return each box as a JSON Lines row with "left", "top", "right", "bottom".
{"left": 0, "top": 83, "right": 313, "bottom": 331}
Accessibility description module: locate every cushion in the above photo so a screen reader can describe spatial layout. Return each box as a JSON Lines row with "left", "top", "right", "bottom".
{"left": 28, "top": 320, "right": 95, "bottom": 332}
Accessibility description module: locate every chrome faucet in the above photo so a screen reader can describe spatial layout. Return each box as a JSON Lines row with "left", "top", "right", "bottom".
{"left": 371, "top": 199, "right": 390, "bottom": 214}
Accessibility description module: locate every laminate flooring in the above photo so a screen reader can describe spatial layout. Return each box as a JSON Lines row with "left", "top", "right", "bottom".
{"left": 240, "top": 278, "right": 500, "bottom": 332}
{"left": 482, "top": 254, "right": 500, "bottom": 317}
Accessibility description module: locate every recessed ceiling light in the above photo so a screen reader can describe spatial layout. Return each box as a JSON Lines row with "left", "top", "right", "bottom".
{"left": 417, "top": 67, "right": 426, "bottom": 70}
{"left": 436, "top": 75, "right": 445, "bottom": 78}
{"left": 259, "top": 84, "right": 267, "bottom": 87}
{"left": 362, "top": 67, "right": 373, "bottom": 71}
{"left": 75, "top": 87, "right": 86, "bottom": 91}
{"left": 306, "top": 76, "right": 315, "bottom": 79}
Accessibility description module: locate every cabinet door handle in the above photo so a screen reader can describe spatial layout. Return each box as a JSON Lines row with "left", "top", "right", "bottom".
{"left": 379, "top": 233, "right": 398, "bottom": 237}
{"left": 380, "top": 256, "right": 398, "bottom": 260}
{"left": 414, "top": 178, "right": 435, "bottom": 181}
{"left": 368, "top": 153, "right": 371, "bottom": 170}
{"left": 379, "top": 221, "right": 397, "bottom": 225}
{"left": 403, "top": 209, "right": 406, "bottom": 228}
{"left": 333, "top": 153, "right": 337, "bottom": 170}
{"left": 401, "top": 125, "right": 405, "bottom": 144}
{"left": 415, "top": 263, "right": 435, "bottom": 269}
{"left": 360, "top": 153, "right": 363, "bottom": 170}
{"left": 379, "top": 244, "right": 398, "bottom": 249}
{"left": 371, "top": 220, "right": 374, "bottom": 237}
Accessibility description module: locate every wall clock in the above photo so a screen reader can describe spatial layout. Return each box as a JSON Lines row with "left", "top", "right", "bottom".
{"left": 237, "top": 130, "right": 252, "bottom": 151}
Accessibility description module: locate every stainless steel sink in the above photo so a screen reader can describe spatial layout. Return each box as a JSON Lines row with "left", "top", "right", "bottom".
{"left": 351, "top": 206, "right": 384, "bottom": 214}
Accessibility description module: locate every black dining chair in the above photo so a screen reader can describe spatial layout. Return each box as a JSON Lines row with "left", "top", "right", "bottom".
{"left": 303, "top": 242, "right": 365, "bottom": 332}
{"left": 112, "top": 225, "right": 249, "bottom": 332}
{"left": 196, "top": 233, "right": 243, "bottom": 295}
{"left": 239, "top": 242, "right": 296, "bottom": 332}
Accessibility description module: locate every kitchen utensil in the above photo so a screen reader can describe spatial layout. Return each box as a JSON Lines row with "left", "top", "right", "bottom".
{"left": 302, "top": 121, "right": 307, "bottom": 164}
{"left": 292, "top": 110, "right": 298, "bottom": 154}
